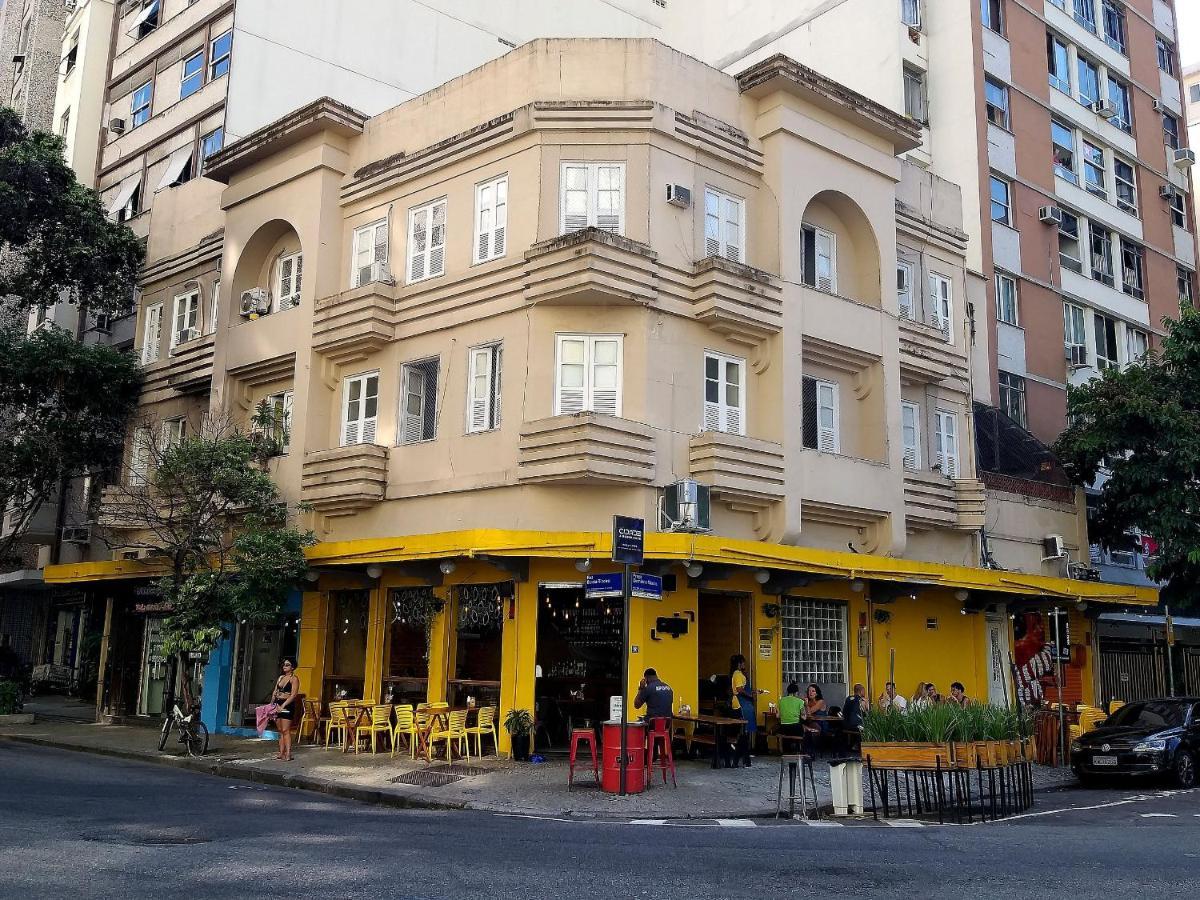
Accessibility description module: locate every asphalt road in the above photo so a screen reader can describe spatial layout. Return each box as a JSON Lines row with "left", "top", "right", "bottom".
{"left": 1, "top": 743, "right": 1197, "bottom": 900}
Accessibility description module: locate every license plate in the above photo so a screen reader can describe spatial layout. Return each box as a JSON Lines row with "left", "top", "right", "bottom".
{"left": 1092, "top": 755, "right": 1118, "bottom": 767}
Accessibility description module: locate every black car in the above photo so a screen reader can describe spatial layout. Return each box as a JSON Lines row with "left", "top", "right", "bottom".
{"left": 1071, "top": 697, "right": 1200, "bottom": 788}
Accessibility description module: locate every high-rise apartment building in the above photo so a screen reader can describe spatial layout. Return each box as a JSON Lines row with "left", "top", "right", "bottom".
{"left": 0, "top": 0, "right": 66, "bottom": 131}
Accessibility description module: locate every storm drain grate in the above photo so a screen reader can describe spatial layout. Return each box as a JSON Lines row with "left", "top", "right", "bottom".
{"left": 390, "top": 770, "right": 464, "bottom": 788}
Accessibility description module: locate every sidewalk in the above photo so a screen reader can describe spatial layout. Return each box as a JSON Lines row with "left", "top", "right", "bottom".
{"left": 0, "top": 713, "right": 1079, "bottom": 820}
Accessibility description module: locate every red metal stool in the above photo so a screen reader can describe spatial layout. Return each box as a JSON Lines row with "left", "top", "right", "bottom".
{"left": 647, "top": 717, "right": 677, "bottom": 788}
{"left": 568, "top": 728, "right": 599, "bottom": 791}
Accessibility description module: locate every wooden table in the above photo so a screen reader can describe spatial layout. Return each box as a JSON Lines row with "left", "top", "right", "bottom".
{"left": 416, "top": 706, "right": 476, "bottom": 761}
{"left": 672, "top": 713, "right": 746, "bottom": 769}
{"left": 341, "top": 701, "right": 373, "bottom": 754}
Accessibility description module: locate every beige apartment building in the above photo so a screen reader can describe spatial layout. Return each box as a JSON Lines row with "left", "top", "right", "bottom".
{"left": 49, "top": 40, "right": 1153, "bottom": 741}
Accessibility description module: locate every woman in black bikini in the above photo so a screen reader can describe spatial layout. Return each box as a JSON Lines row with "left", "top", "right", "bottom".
{"left": 272, "top": 658, "right": 299, "bottom": 761}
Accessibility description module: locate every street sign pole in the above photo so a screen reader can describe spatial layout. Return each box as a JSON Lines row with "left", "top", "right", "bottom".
{"left": 1165, "top": 605, "right": 1176, "bottom": 698}
{"left": 620, "top": 560, "right": 631, "bottom": 796}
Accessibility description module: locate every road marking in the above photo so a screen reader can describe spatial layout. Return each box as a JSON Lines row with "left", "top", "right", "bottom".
{"left": 1139, "top": 813, "right": 1178, "bottom": 818}
{"left": 629, "top": 819, "right": 667, "bottom": 826}
{"left": 886, "top": 820, "right": 925, "bottom": 828}
{"left": 801, "top": 820, "right": 843, "bottom": 827}
{"left": 714, "top": 819, "right": 756, "bottom": 828}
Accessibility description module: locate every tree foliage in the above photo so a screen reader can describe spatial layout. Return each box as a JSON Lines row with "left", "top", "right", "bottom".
{"left": 1055, "top": 308, "right": 1200, "bottom": 610}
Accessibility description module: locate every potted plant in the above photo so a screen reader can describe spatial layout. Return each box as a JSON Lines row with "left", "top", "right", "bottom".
{"left": 504, "top": 708, "right": 534, "bottom": 761}
{"left": 861, "top": 705, "right": 956, "bottom": 769}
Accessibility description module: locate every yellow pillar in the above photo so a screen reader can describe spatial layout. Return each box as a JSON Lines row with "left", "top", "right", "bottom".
{"left": 500, "top": 575, "right": 537, "bottom": 755}
{"left": 426, "top": 591, "right": 451, "bottom": 704}
{"left": 363, "top": 584, "right": 387, "bottom": 704}
{"left": 297, "top": 590, "right": 329, "bottom": 702}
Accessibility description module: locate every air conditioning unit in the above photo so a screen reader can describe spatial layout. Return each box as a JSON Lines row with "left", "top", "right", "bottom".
{"left": 108, "top": 117, "right": 126, "bottom": 135}
{"left": 1173, "top": 147, "right": 1196, "bottom": 169}
{"left": 239, "top": 287, "right": 270, "bottom": 317}
{"left": 665, "top": 184, "right": 692, "bottom": 209}
{"left": 660, "top": 479, "right": 711, "bottom": 533}
{"left": 1065, "top": 344, "right": 1088, "bottom": 368}
{"left": 65, "top": 0, "right": 78, "bottom": 10}
{"left": 61, "top": 526, "right": 91, "bottom": 544}
{"left": 1160, "top": 183, "right": 1177, "bottom": 200}
{"left": 174, "top": 327, "right": 199, "bottom": 345}
{"left": 367, "top": 261, "right": 395, "bottom": 286}
{"left": 1091, "top": 99, "right": 1116, "bottom": 118}
{"left": 1038, "top": 205, "right": 1063, "bottom": 225}
{"left": 1152, "top": 99, "right": 1166, "bottom": 113}
{"left": 114, "top": 548, "right": 151, "bottom": 561}
{"left": 1042, "top": 534, "right": 1066, "bottom": 561}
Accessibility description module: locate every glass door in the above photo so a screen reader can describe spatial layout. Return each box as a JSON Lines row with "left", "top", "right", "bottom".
{"left": 137, "top": 617, "right": 168, "bottom": 716}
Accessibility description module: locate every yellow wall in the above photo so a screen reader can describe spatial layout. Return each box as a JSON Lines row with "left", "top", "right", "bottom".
{"left": 296, "top": 590, "right": 328, "bottom": 702}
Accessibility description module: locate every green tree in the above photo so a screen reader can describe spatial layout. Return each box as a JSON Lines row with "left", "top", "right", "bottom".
{"left": 1055, "top": 308, "right": 1200, "bottom": 612}
{"left": 105, "top": 415, "right": 313, "bottom": 707}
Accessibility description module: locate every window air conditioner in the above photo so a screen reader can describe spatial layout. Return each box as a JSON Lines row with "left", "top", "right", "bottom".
{"left": 1065, "top": 344, "right": 1088, "bottom": 368}
{"left": 175, "top": 327, "right": 199, "bottom": 345}
{"left": 1042, "top": 534, "right": 1066, "bottom": 560}
{"left": 1152, "top": 100, "right": 1165, "bottom": 113}
{"left": 108, "top": 117, "right": 126, "bottom": 135}
{"left": 1160, "top": 183, "right": 1176, "bottom": 200}
{"left": 368, "top": 261, "right": 395, "bottom": 286}
{"left": 1038, "top": 205, "right": 1063, "bottom": 225}
{"left": 1091, "top": 99, "right": 1116, "bottom": 118}
{"left": 660, "top": 479, "right": 711, "bottom": 533}
{"left": 665, "top": 184, "right": 692, "bottom": 209}
{"left": 61, "top": 526, "right": 91, "bottom": 544}
{"left": 239, "top": 287, "right": 270, "bottom": 316}
{"left": 1173, "top": 148, "right": 1196, "bottom": 169}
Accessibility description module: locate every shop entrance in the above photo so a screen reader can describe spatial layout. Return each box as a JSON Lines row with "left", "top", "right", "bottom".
{"left": 447, "top": 582, "right": 509, "bottom": 709}
{"left": 228, "top": 617, "right": 298, "bottom": 727}
{"left": 535, "top": 582, "right": 623, "bottom": 749}
{"left": 383, "top": 586, "right": 436, "bottom": 706}
{"left": 697, "top": 591, "right": 752, "bottom": 716}
{"left": 324, "top": 590, "right": 368, "bottom": 702}
{"left": 137, "top": 616, "right": 168, "bottom": 716}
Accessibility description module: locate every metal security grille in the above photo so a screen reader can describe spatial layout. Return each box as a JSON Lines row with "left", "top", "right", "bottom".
{"left": 780, "top": 598, "right": 846, "bottom": 687}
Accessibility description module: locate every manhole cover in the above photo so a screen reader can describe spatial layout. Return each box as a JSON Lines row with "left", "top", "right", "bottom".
{"left": 435, "top": 764, "right": 491, "bottom": 777}
{"left": 390, "top": 770, "right": 463, "bottom": 788}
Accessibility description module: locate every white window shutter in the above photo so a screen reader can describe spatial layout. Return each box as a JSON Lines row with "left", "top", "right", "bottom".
{"left": 143, "top": 304, "right": 162, "bottom": 363}
{"left": 817, "top": 381, "right": 839, "bottom": 453}
{"left": 816, "top": 230, "right": 836, "bottom": 293}
{"left": 429, "top": 201, "right": 446, "bottom": 276}
{"left": 361, "top": 376, "right": 378, "bottom": 444}
{"left": 897, "top": 264, "right": 913, "bottom": 319}
{"left": 468, "top": 348, "right": 492, "bottom": 432}
{"left": 704, "top": 190, "right": 721, "bottom": 259}
{"left": 703, "top": 397, "right": 722, "bottom": 431}
{"left": 723, "top": 196, "right": 742, "bottom": 263}
{"left": 929, "top": 274, "right": 952, "bottom": 342}
{"left": 589, "top": 337, "right": 621, "bottom": 415}
{"left": 278, "top": 253, "right": 302, "bottom": 309}
{"left": 556, "top": 337, "right": 587, "bottom": 414}
{"left": 402, "top": 367, "right": 426, "bottom": 443}
{"left": 476, "top": 183, "right": 493, "bottom": 262}
{"left": 901, "top": 402, "right": 921, "bottom": 470}
{"left": 409, "top": 207, "right": 428, "bottom": 282}
{"left": 562, "top": 165, "right": 590, "bottom": 233}
{"left": 493, "top": 178, "right": 507, "bottom": 258}
{"left": 594, "top": 165, "right": 622, "bottom": 233}
{"left": 935, "top": 412, "right": 958, "bottom": 478}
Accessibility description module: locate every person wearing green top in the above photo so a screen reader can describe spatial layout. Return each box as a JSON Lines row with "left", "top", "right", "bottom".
{"left": 776, "top": 682, "right": 806, "bottom": 750}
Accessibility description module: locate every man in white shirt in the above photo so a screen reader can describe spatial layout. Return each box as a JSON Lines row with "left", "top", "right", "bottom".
{"left": 878, "top": 681, "right": 908, "bottom": 711}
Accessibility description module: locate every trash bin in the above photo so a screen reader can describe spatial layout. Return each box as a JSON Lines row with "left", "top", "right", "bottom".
{"left": 828, "top": 758, "right": 864, "bottom": 815}
{"left": 601, "top": 720, "right": 645, "bottom": 794}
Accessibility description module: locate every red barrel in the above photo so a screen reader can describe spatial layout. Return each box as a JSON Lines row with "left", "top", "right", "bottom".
{"left": 601, "top": 721, "right": 646, "bottom": 794}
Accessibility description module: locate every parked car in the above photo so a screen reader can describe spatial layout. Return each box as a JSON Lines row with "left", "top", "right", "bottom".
{"left": 1071, "top": 697, "right": 1200, "bottom": 788}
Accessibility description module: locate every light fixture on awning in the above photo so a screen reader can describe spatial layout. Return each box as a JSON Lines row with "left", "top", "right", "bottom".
{"left": 106, "top": 172, "right": 141, "bottom": 219}
{"left": 155, "top": 145, "right": 192, "bottom": 191}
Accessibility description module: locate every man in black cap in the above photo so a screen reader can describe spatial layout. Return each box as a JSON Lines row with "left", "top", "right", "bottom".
{"left": 634, "top": 668, "right": 674, "bottom": 721}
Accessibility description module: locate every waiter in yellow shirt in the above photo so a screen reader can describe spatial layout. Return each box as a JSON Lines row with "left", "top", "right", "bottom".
{"left": 729, "top": 653, "right": 768, "bottom": 768}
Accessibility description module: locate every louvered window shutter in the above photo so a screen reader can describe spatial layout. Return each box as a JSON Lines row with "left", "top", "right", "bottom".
{"left": 493, "top": 178, "right": 507, "bottom": 258}
{"left": 723, "top": 196, "right": 742, "bottom": 262}
{"left": 278, "top": 253, "right": 302, "bottom": 309}
{"left": 703, "top": 353, "right": 722, "bottom": 431}
{"left": 589, "top": 337, "right": 621, "bottom": 415}
{"left": 897, "top": 264, "right": 913, "bottom": 319}
{"left": 562, "top": 165, "right": 590, "bottom": 234}
{"left": 817, "top": 381, "right": 839, "bottom": 453}
{"left": 342, "top": 377, "right": 362, "bottom": 446}
{"left": 556, "top": 337, "right": 587, "bottom": 414}
{"left": 281, "top": 392, "right": 293, "bottom": 453}
{"left": 409, "top": 207, "right": 428, "bottom": 282}
{"left": 929, "top": 274, "right": 952, "bottom": 342}
{"left": 594, "top": 165, "right": 622, "bottom": 233}
{"left": 816, "top": 230, "right": 835, "bottom": 293}
{"left": 468, "top": 348, "right": 492, "bottom": 433}
{"left": 361, "top": 375, "right": 379, "bottom": 444}
{"left": 901, "top": 402, "right": 920, "bottom": 470}
{"left": 491, "top": 346, "right": 502, "bottom": 427}
{"left": 477, "top": 183, "right": 493, "bottom": 262}
{"left": 935, "top": 412, "right": 958, "bottom": 477}
{"left": 429, "top": 201, "right": 446, "bottom": 276}
{"left": 724, "top": 357, "right": 743, "bottom": 434}
{"left": 143, "top": 304, "right": 162, "bottom": 363}
{"left": 704, "top": 191, "right": 721, "bottom": 259}
{"left": 402, "top": 367, "right": 426, "bottom": 443}
{"left": 802, "top": 376, "right": 818, "bottom": 449}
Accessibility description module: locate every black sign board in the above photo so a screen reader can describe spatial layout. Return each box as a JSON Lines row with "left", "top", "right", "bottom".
{"left": 611, "top": 515, "right": 645, "bottom": 566}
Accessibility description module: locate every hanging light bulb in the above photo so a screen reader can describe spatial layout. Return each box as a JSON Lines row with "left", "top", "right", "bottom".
{"left": 575, "top": 599, "right": 580, "bottom": 608}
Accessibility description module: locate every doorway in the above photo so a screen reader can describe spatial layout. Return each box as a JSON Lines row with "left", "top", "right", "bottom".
{"left": 697, "top": 591, "right": 752, "bottom": 716}
{"left": 136, "top": 616, "right": 167, "bottom": 716}
{"left": 447, "top": 582, "right": 509, "bottom": 709}
{"left": 228, "top": 618, "right": 298, "bottom": 727}
{"left": 324, "top": 590, "right": 368, "bottom": 702}
{"left": 985, "top": 611, "right": 1011, "bottom": 706}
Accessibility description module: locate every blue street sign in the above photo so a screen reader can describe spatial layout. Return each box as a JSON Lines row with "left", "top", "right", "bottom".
{"left": 612, "top": 515, "right": 645, "bottom": 565}
{"left": 585, "top": 572, "right": 624, "bottom": 599}
{"left": 631, "top": 573, "right": 662, "bottom": 601}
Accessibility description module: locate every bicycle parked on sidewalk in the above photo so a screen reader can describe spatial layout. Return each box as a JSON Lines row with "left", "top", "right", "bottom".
{"left": 157, "top": 700, "right": 209, "bottom": 758}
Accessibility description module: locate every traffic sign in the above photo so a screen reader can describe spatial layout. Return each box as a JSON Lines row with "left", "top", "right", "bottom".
{"left": 612, "top": 515, "right": 645, "bottom": 565}
{"left": 585, "top": 573, "right": 624, "bottom": 599}
{"left": 630, "top": 572, "right": 662, "bottom": 600}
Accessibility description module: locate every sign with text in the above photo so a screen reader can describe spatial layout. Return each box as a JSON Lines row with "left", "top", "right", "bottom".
{"left": 585, "top": 573, "right": 624, "bottom": 599}
{"left": 611, "top": 515, "right": 645, "bottom": 566}
{"left": 631, "top": 573, "right": 662, "bottom": 600}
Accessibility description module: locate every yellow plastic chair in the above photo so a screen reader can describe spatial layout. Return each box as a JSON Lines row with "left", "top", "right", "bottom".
{"left": 365, "top": 704, "right": 394, "bottom": 754}
{"left": 1070, "top": 706, "right": 1108, "bottom": 741}
{"left": 324, "top": 702, "right": 348, "bottom": 749}
{"left": 465, "top": 706, "right": 499, "bottom": 757}
{"left": 430, "top": 709, "right": 470, "bottom": 762}
{"left": 391, "top": 705, "right": 418, "bottom": 759}
{"left": 1109, "top": 700, "right": 1126, "bottom": 715}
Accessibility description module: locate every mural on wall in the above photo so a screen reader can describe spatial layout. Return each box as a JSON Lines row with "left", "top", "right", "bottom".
{"left": 1013, "top": 612, "right": 1054, "bottom": 706}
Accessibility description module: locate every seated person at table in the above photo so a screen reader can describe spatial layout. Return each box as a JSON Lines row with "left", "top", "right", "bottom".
{"left": 802, "top": 684, "right": 827, "bottom": 754}
{"left": 842, "top": 683, "right": 867, "bottom": 753}
{"left": 777, "top": 682, "right": 806, "bottom": 742}
{"left": 946, "top": 681, "right": 972, "bottom": 708}
{"left": 634, "top": 668, "right": 674, "bottom": 721}
{"left": 878, "top": 681, "right": 908, "bottom": 711}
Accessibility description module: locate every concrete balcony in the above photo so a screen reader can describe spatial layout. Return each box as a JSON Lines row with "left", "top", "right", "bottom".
{"left": 690, "top": 256, "right": 782, "bottom": 345}
{"left": 313, "top": 282, "right": 397, "bottom": 364}
{"left": 96, "top": 485, "right": 145, "bottom": 530}
{"left": 523, "top": 228, "right": 658, "bottom": 307}
{"left": 300, "top": 444, "right": 389, "bottom": 516}
{"left": 688, "top": 431, "right": 785, "bottom": 512}
{"left": 898, "top": 318, "right": 969, "bottom": 387}
{"left": 903, "top": 471, "right": 986, "bottom": 531}
{"left": 517, "top": 413, "right": 655, "bottom": 485}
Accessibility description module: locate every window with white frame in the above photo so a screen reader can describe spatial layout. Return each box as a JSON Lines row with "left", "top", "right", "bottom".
{"left": 802, "top": 375, "right": 839, "bottom": 453}
{"left": 996, "top": 273, "right": 1018, "bottom": 325}
{"left": 473, "top": 175, "right": 507, "bottom": 264}
{"left": 901, "top": 0, "right": 921, "bottom": 28}
{"left": 1157, "top": 36, "right": 1175, "bottom": 76}
{"left": 131, "top": 80, "right": 152, "bottom": 128}
{"left": 1178, "top": 266, "right": 1194, "bottom": 306}
{"left": 1076, "top": 55, "right": 1100, "bottom": 107}
{"left": 209, "top": 279, "right": 220, "bottom": 333}
{"left": 985, "top": 77, "right": 1009, "bottom": 128}
{"left": 1058, "top": 210, "right": 1083, "bottom": 272}
{"left": 400, "top": 358, "right": 439, "bottom": 444}
{"left": 466, "top": 343, "right": 502, "bottom": 433}
{"left": 901, "top": 401, "right": 922, "bottom": 470}
{"left": 1169, "top": 187, "right": 1187, "bottom": 228}
{"left": 1090, "top": 222, "right": 1114, "bottom": 286}
{"left": 129, "top": 426, "right": 152, "bottom": 486}
{"left": 200, "top": 127, "right": 223, "bottom": 166}
{"left": 209, "top": 30, "right": 232, "bottom": 80}
{"left": 1094, "top": 311, "right": 1119, "bottom": 369}
{"left": 990, "top": 175, "right": 1011, "bottom": 226}
{"left": 275, "top": 252, "right": 302, "bottom": 310}
{"left": 180, "top": 49, "right": 203, "bottom": 100}
{"left": 801, "top": 223, "right": 836, "bottom": 293}
{"left": 929, "top": 272, "right": 953, "bottom": 342}
{"left": 341, "top": 371, "right": 379, "bottom": 446}
{"left": 1163, "top": 112, "right": 1180, "bottom": 151}
{"left": 1101, "top": 0, "right": 1126, "bottom": 54}
{"left": 1107, "top": 77, "right": 1132, "bottom": 133}
{"left": 702, "top": 351, "right": 746, "bottom": 436}
{"left": 407, "top": 198, "right": 446, "bottom": 283}
{"left": 1119, "top": 237, "right": 1143, "bottom": 300}
{"left": 170, "top": 290, "right": 200, "bottom": 348}
{"left": 998, "top": 371, "right": 1027, "bottom": 428}
{"left": 1073, "top": 0, "right": 1096, "bottom": 32}
{"left": 1124, "top": 326, "right": 1148, "bottom": 365}
{"left": 352, "top": 218, "right": 389, "bottom": 288}
{"left": 141, "top": 302, "right": 162, "bottom": 364}
{"left": 262, "top": 390, "right": 293, "bottom": 453}
{"left": 1047, "top": 34, "right": 1070, "bottom": 94}
{"left": 933, "top": 410, "right": 959, "bottom": 477}
{"left": 780, "top": 598, "right": 847, "bottom": 691}
{"left": 1064, "top": 301, "right": 1087, "bottom": 359}
{"left": 897, "top": 260, "right": 914, "bottom": 319}
{"left": 1113, "top": 158, "right": 1136, "bottom": 214}
{"left": 982, "top": 0, "right": 1004, "bottom": 33}
{"left": 704, "top": 188, "right": 745, "bottom": 263}
{"left": 555, "top": 334, "right": 623, "bottom": 416}
{"left": 903, "top": 67, "right": 927, "bottom": 123}
{"left": 560, "top": 162, "right": 624, "bottom": 235}
{"left": 1051, "top": 120, "right": 1077, "bottom": 183}
{"left": 1082, "top": 141, "right": 1106, "bottom": 199}
{"left": 161, "top": 417, "right": 185, "bottom": 451}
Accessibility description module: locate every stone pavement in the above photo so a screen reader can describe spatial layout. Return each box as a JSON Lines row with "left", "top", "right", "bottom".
{"left": 0, "top": 705, "right": 1078, "bottom": 820}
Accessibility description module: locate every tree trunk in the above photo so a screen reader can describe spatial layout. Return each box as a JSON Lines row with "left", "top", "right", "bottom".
{"left": 176, "top": 649, "right": 195, "bottom": 711}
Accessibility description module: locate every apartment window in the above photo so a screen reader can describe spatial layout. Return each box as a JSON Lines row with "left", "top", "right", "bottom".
{"left": 141, "top": 302, "right": 163, "bottom": 364}
{"left": 1059, "top": 210, "right": 1083, "bottom": 272}
{"left": 1076, "top": 55, "right": 1100, "bottom": 107}
{"left": 1163, "top": 113, "right": 1180, "bottom": 151}
{"left": 1101, "top": 0, "right": 1126, "bottom": 54}
{"left": 466, "top": 344, "right": 502, "bottom": 433}
{"left": 1157, "top": 36, "right": 1175, "bottom": 76}
{"left": 1169, "top": 186, "right": 1187, "bottom": 228}
{"left": 901, "top": 0, "right": 921, "bottom": 28}
{"left": 180, "top": 50, "right": 204, "bottom": 100}
{"left": 897, "top": 260, "right": 914, "bottom": 319}
{"left": 1124, "top": 326, "right": 1148, "bottom": 365}
{"left": 473, "top": 175, "right": 507, "bottom": 264}
{"left": 63, "top": 33, "right": 78, "bottom": 76}
{"left": 704, "top": 188, "right": 746, "bottom": 263}
{"left": 560, "top": 162, "right": 624, "bottom": 235}
{"left": 131, "top": 0, "right": 159, "bottom": 39}
{"left": 989, "top": 175, "right": 1011, "bottom": 226}
{"left": 59, "top": 109, "right": 70, "bottom": 142}
{"left": 801, "top": 376, "right": 840, "bottom": 454}
{"left": 131, "top": 80, "right": 153, "bottom": 128}
{"left": 1048, "top": 34, "right": 1070, "bottom": 94}
{"left": 341, "top": 372, "right": 379, "bottom": 446}
{"left": 209, "top": 30, "right": 232, "bottom": 80}
{"left": 981, "top": 0, "right": 1003, "bottom": 33}
{"left": 1113, "top": 158, "right": 1136, "bottom": 213}
{"left": 555, "top": 335, "right": 622, "bottom": 416}
{"left": 400, "top": 358, "right": 439, "bottom": 444}
{"left": 933, "top": 410, "right": 960, "bottom": 477}
{"left": 262, "top": 391, "right": 293, "bottom": 454}
{"left": 903, "top": 67, "right": 927, "bottom": 123}
{"left": 200, "top": 127, "right": 224, "bottom": 165}
{"left": 1107, "top": 78, "right": 1132, "bottom": 134}
{"left": 998, "top": 372, "right": 1027, "bottom": 428}
{"left": 1089, "top": 222, "right": 1114, "bottom": 286}
{"left": 1094, "top": 312, "right": 1119, "bottom": 369}
{"left": 929, "top": 272, "right": 954, "bottom": 342}
{"left": 1051, "top": 120, "right": 1077, "bottom": 183}
{"left": 1064, "top": 301, "right": 1087, "bottom": 360}
{"left": 1191, "top": 85, "right": 1200, "bottom": 103}
{"left": 209, "top": 279, "right": 220, "bottom": 333}
{"left": 801, "top": 224, "right": 837, "bottom": 293}
{"left": 1179, "top": 266, "right": 1195, "bottom": 306}
{"left": 352, "top": 218, "right": 389, "bottom": 288}
{"left": 1082, "top": 141, "right": 1106, "bottom": 199}
{"left": 156, "top": 145, "right": 192, "bottom": 190}
{"left": 407, "top": 198, "right": 446, "bottom": 283}
{"left": 161, "top": 418, "right": 185, "bottom": 451}
{"left": 702, "top": 351, "right": 746, "bottom": 436}
{"left": 275, "top": 252, "right": 302, "bottom": 311}
{"left": 170, "top": 290, "right": 200, "bottom": 348}
{"left": 996, "top": 273, "right": 1018, "bottom": 325}
{"left": 130, "top": 426, "right": 153, "bottom": 486}
{"left": 1119, "top": 238, "right": 1144, "bottom": 300}
{"left": 901, "top": 401, "right": 922, "bottom": 470}
{"left": 985, "top": 77, "right": 1009, "bottom": 128}
{"left": 1073, "top": 0, "right": 1096, "bottom": 32}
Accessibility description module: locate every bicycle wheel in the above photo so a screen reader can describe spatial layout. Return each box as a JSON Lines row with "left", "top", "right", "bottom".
{"left": 157, "top": 717, "right": 172, "bottom": 752}
{"left": 186, "top": 721, "right": 209, "bottom": 758}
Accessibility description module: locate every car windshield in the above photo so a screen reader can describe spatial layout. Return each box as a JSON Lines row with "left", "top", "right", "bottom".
{"left": 1106, "top": 701, "right": 1187, "bottom": 731}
